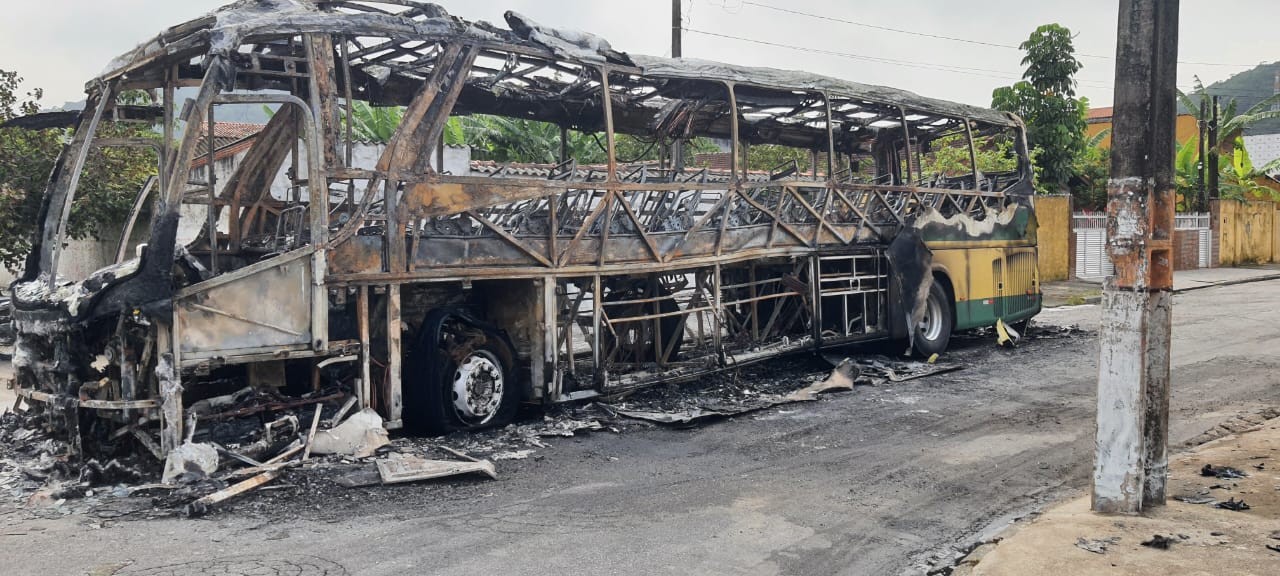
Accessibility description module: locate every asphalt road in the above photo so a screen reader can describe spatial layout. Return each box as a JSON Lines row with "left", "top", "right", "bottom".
{"left": 4, "top": 280, "right": 1280, "bottom": 576}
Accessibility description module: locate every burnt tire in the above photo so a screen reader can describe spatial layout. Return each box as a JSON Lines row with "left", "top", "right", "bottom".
{"left": 414, "top": 331, "right": 519, "bottom": 436}
{"left": 912, "top": 282, "right": 953, "bottom": 357}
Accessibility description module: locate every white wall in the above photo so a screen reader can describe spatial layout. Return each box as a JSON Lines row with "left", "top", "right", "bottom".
{"left": 0, "top": 220, "right": 150, "bottom": 287}
{"left": 1244, "top": 134, "right": 1280, "bottom": 176}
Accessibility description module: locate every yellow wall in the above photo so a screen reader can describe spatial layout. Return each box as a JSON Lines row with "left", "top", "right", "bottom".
{"left": 1274, "top": 209, "right": 1280, "bottom": 264}
{"left": 1216, "top": 199, "right": 1276, "bottom": 265}
{"left": 1086, "top": 114, "right": 1199, "bottom": 148}
{"left": 1032, "top": 194, "right": 1072, "bottom": 281}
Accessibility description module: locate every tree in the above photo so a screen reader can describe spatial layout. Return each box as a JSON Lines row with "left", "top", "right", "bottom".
{"left": 920, "top": 133, "right": 1019, "bottom": 179}
{"left": 346, "top": 103, "right": 718, "bottom": 168}
{"left": 1071, "top": 129, "right": 1111, "bottom": 210}
{"left": 991, "top": 24, "right": 1088, "bottom": 195}
{"left": 0, "top": 70, "right": 156, "bottom": 271}
{"left": 1176, "top": 79, "right": 1280, "bottom": 208}
{"left": 1219, "top": 137, "right": 1280, "bottom": 201}
{"left": 345, "top": 100, "right": 404, "bottom": 143}
{"left": 1178, "top": 78, "right": 1280, "bottom": 149}
{"left": 0, "top": 70, "right": 59, "bottom": 269}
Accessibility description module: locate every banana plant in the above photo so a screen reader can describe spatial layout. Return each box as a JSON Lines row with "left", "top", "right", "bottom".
{"left": 1177, "top": 77, "right": 1280, "bottom": 155}
{"left": 1219, "top": 137, "right": 1280, "bottom": 201}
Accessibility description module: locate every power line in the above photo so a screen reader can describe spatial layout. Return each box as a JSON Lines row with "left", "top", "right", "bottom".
{"left": 683, "top": 26, "right": 1275, "bottom": 100}
{"left": 728, "top": 1, "right": 1019, "bottom": 50}
{"left": 682, "top": 28, "right": 1113, "bottom": 88}
{"left": 1179, "top": 87, "right": 1279, "bottom": 99}
{"left": 727, "top": 0, "right": 1261, "bottom": 69}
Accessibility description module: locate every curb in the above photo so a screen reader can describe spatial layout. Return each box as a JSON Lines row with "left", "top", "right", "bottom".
{"left": 1172, "top": 272, "right": 1280, "bottom": 294}
{"left": 1046, "top": 272, "right": 1280, "bottom": 306}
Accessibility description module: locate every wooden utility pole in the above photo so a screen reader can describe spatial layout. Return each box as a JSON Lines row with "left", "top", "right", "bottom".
{"left": 1093, "top": 0, "right": 1179, "bottom": 515}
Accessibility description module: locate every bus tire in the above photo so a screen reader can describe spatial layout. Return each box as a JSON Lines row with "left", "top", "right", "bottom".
{"left": 410, "top": 311, "right": 520, "bottom": 435}
{"left": 913, "top": 282, "right": 953, "bottom": 357}
{"left": 427, "top": 338, "right": 518, "bottom": 434}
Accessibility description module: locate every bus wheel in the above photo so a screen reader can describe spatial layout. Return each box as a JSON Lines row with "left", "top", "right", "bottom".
{"left": 421, "top": 329, "right": 519, "bottom": 435}
{"left": 913, "top": 282, "right": 953, "bottom": 356}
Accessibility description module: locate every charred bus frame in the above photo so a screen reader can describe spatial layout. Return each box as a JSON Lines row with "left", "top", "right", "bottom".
{"left": 7, "top": 0, "right": 1039, "bottom": 454}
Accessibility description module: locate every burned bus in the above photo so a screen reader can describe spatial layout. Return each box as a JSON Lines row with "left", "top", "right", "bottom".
{"left": 7, "top": 0, "right": 1040, "bottom": 454}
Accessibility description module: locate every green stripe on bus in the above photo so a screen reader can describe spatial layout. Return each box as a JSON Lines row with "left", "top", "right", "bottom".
{"left": 953, "top": 294, "right": 1042, "bottom": 331}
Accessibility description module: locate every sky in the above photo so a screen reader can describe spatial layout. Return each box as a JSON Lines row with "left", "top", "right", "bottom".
{"left": 0, "top": 0, "right": 1275, "bottom": 110}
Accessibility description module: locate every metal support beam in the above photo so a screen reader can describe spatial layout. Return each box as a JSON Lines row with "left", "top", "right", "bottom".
{"left": 386, "top": 284, "right": 403, "bottom": 423}
{"left": 1093, "top": 0, "right": 1179, "bottom": 515}
{"left": 357, "top": 285, "right": 371, "bottom": 409}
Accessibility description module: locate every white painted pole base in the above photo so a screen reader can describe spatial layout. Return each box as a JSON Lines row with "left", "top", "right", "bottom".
{"left": 1093, "top": 286, "right": 1172, "bottom": 514}
{"left": 1094, "top": 287, "right": 1147, "bottom": 514}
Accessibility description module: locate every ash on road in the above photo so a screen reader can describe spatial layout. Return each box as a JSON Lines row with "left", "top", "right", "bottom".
{"left": 3, "top": 281, "right": 1280, "bottom": 576}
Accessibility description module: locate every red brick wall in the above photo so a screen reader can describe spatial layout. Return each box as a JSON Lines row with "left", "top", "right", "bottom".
{"left": 1172, "top": 229, "right": 1200, "bottom": 271}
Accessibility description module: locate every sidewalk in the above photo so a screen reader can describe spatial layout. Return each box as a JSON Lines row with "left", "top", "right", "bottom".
{"left": 1042, "top": 263, "right": 1280, "bottom": 307}
{"left": 959, "top": 415, "right": 1280, "bottom": 576}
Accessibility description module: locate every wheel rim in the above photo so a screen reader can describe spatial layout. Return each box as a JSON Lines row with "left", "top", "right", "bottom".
{"left": 451, "top": 350, "right": 504, "bottom": 425}
{"left": 918, "top": 292, "right": 944, "bottom": 342}
{"left": 618, "top": 313, "right": 654, "bottom": 362}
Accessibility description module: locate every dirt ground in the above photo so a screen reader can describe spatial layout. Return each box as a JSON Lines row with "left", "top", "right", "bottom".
{"left": 969, "top": 416, "right": 1280, "bottom": 576}
{"left": 2, "top": 280, "right": 1280, "bottom": 576}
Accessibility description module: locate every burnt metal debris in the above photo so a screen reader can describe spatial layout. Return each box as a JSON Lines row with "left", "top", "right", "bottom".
{"left": 5, "top": 0, "right": 1036, "bottom": 469}
{"left": 1200, "top": 464, "right": 1248, "bottom": 480}
{"left": 1074, "top": 536, "right": 1120, "bottom": 555}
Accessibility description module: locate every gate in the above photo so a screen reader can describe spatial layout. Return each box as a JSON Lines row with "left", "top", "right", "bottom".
{"left": 1074, "top": 213, "right": 1211, "bottom": 279}
{"left": 1073, "top": 213, "right": 1111, "bottom": 279}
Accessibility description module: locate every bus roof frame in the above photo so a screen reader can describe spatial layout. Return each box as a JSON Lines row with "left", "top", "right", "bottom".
{"left": 89, "top": 0, "right": 1021, "bottom": 132}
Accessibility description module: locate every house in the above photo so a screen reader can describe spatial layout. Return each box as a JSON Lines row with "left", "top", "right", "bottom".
{"left": 1084, "top": 106, "right": 1200, "bottom": 148}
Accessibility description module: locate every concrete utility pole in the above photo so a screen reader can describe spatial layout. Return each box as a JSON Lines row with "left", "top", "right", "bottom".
{"left": 670, "top": 0, "right": 685, "bottom": 171}
{"left": 1198, "top": 100, "right": 1207, "bottom": 210}
{"left": 1208, "top": 95, "right": 1220, "bottom": 199}
{"left": 1093, "top": 0, "right": 1179, "bottom": 514}
{"left": 671, "top": 0, "right": 683, "bottom": 58}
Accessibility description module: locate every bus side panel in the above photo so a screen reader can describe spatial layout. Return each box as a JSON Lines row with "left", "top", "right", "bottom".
{"left": 934, "top": 247, "right": 1040, "bottom": 331}
{"left": 1002, "top": 248, "right": 1041, "bottom": 323}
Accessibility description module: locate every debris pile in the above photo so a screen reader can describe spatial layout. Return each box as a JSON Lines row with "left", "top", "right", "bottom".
{"left": 0, "top": 393, "right": 490, "bottom": 519}
{"left": 963, "top": 322, "right": 1092, "bottom": 344}
{"left": 1, "top": 392, "right": 632, "bottom": 520}
{"left": 1172, "top": 461, "right": 1257, "bottom": 510}
{"left": 2, "top": 344, "right": 973, "bottom": 521}
{"left": 602, "top": 355, "right": 961, "bottom": 426}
